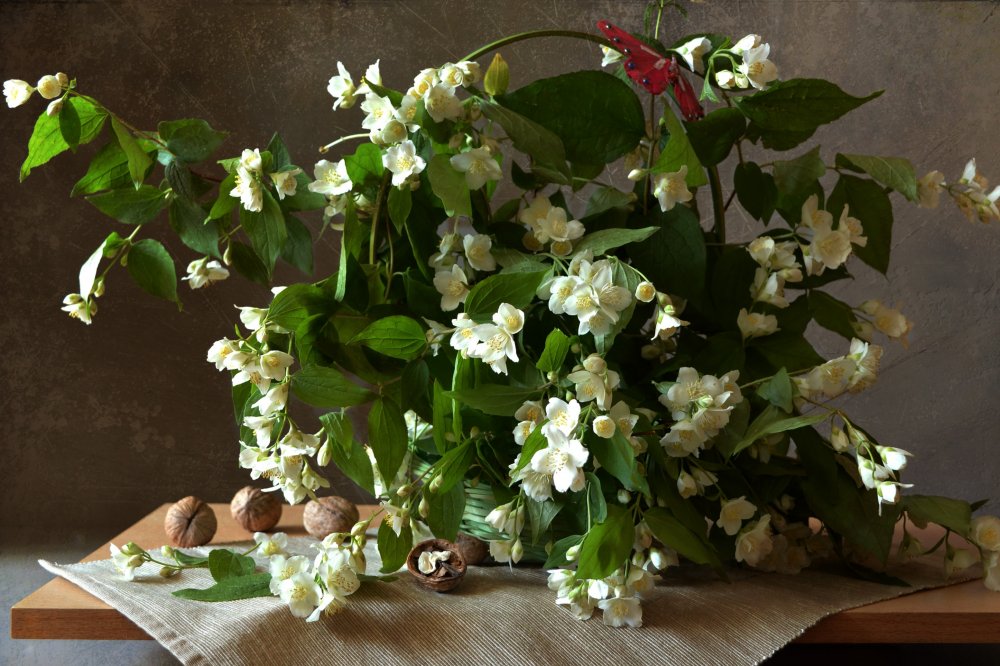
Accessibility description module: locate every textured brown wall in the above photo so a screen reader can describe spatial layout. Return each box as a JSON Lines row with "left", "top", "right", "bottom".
{"left": 2, "top": 0, "right": 999, "bottom": 540}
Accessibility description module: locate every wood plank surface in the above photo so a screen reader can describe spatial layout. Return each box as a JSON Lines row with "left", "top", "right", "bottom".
{"left": 10, "top": 503, "right": 1000, "bottom": 643}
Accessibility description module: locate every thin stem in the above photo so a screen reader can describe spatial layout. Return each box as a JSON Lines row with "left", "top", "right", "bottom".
{"left": 462, "top": 30, "right": 609, "bottom": 62}
{"left": 708, "top": 166, "right": 726, "bottom": 244}
{"left": 368, "top": 172, "right": 391, "bottom": 265}
{"left": 319, "top": 133, "right": 369, "bottom": 154}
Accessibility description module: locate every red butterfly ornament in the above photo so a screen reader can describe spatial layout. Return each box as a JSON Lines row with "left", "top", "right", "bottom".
{"left": 597, "top": 20, "right": 704, "bottom": 121}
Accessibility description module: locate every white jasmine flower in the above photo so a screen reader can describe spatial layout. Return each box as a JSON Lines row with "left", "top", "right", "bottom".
{"left": 383, "top": 140, "right": 426, "bottom": 187}
{"left": 592, "top": 415, "right": 616, "bottom": 439}
{"left": 794, "top": 357, "right": 857, "bottom": 401}
{"left": 279, "top": 572, "right": 322, "bottom": 618}
{"left": 609, "top": 401, "right": 638, "bottom": 439}
{"left": 433, "top": 264, "right": 469, "bottom": 311}
{"left": 456, "top": 60, "right": 481, "bottom": 84}
{"left": 715, "top": 70, "right": 740, "bottom": 89}
{"left": 109, "top": 544, "right": 143, "bottom": 581}
{"left": 4, "top": 79, "right": 34, "bottom": 107}
{"left": 439, "top": 63, "right": 468, "bottom": 88}
{"left": 240, "top": 148, "right": 262, "bottom": 173}
{"left": 308, "top": 159, "right": 353, "bottom": 197}
{"left": 860, "top": 300, "right": 913, "bottom": 345}
{"left": 566, "top": 368, "right": 609, "bottom": 409}
{"left": 254, "top": 383, "right": 289, "bottom": 417}
{"left": 408, "top": 68, "right": 438, "bottom": 99}
{"left": 876, "top": 445, "right": 911, "bottom": 472}
{"left": 206, "top": 338, "right": 240, "bottom": 370}
{"left": 46, "top": 98, "right": 63, "bottom": 117}
{"left": 544, "top": 397, "right": 581, "bottom": 436}
{"left": 270, "top": 168, "right": 301, "bottom": 200}
{"left": 423, "top": 83, "right": 463, "bottom": 123}
{"left": 847, "top": 338, "right": 883, "bottom": 392}
{"left": 971, "top": 515, "right": 1000, "bottom": 552}
{"left": 327, "top": 62, "right": 359, "bottom": 110}
{"left": 530, "top": 428, "right": 589, "bottom": 493}
{"left": 518, "top": 195, "right": 552, "bottom": 237}
{"left": 36, "top": 74, "right": 62, "bottom": 100}
{"left": 471, "top": 306, "right": 523, "bottom": 375}
{"left": 598, "top": 596, "right": 642, "bottom": 628}
{"left": 259, "top": 350, "right": 295, "bottom": 381}
{"left": 650, "top": 301, "right": 687, "bottom": 340}
{"left": 244, "top": 415, "right": 276, "bottom": 447}
{"left": 735, "top": 515, "right": 774, "bottom": 566}
{"left": 652, "top": 166, "right": 693, "bottom": 212}
{"left": 515, "top": 400, "right": 545, "bottom": 424}
{"left": 182, "top": 257, "right": 230, "bottom": 289}
{"left": 600, "top": 46, "right": 624, "bottom": 68}
{"left": 513, "top": 464, "right": 554, "bottom": 502}
{"left": 449, "top": 313, "right": 478, "bottom": 355}
{"left": 451, "top": 147, "right": 502, "bottom": 190}
{"left": 805, "top": 219, "right": 853, "bottom": 275}
{"left": 984, "top": 552, "right": 1000, "bottom": 592}
{"left": 462, "top": 233, "right": 496, "bottom": 271}
{"left": 279, "top": 427, "right": 320, "bottom": 459}
{"left": 489, "top": 538, "right": 522, "bottom": 564}
{"left": 716, "top": 497, "right": 757, "bottom": 536}
{"left": 268, "top": 553, "right": 309, "bottom": 594}
{"left": 493, "top": 302, "right": 525, "bottom": 335}
{"left": 61, "top": 293, "right": 94, "bottom": 325}
{"left": 737, "top": 308, "right": 779, "bottom": 339}
{"left": 544, "top": 276, "right": 582, "bottom": 315}
{"left": 738, "top": 42, "right": 778, "bottom": 89}
{"left": 675, "top": 36, "right": 712, "bottom": 73}
{"left": 635, "top": 281, "right": 656, "bottom": 303}
{"left": 917, "top": 170, "right": 945, "bottom": 209}
{"left": 395, "top": 94, "right": 420, "bottom": 130}
{"left": 660, "top": 420, "right": 707, "bottom": 457}
{"left": 677, "top": 471, "right": 699, "bottom": 498}
{"left": 839, "top": 205, "right": 868, "bottom": 247}
{"left": 536, "top": 206, "right": 585, "bottom": 247}
{"left": 254, "top": 531, "right": 289, "bottom": 558}
{"left": 750, "top": 268, "right": 790, "bottom": 308}
{"left": 230, "top": 166, "right": 263, "bottom": 212}
{"left": 361, "top": 92, "right": 396, "bottom": 132}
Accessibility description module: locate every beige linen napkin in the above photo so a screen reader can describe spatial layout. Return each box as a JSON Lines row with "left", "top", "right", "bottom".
{"left": 39, "top": 536, "right": 975, "bottom": 666}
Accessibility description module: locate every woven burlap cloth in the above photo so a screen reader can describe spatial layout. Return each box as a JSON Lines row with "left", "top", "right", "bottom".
{"left": 39, "top": 536, "right": 976, "bottom": 666}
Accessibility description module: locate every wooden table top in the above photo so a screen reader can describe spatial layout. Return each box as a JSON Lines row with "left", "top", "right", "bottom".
{"left": 10, "top": 503, "right": 1000, "bottom": 643}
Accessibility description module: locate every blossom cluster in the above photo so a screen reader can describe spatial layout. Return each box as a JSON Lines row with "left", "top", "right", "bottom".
{"left": 229, "top": 147, "right": 302, "bottom": 213}
{"left": 658, "top": 367, "right": 743, "bottom": 458}
{"left": 918, "top": 159, "right": 1000, "bottom": 224}
{"left": 4, "top": 71, "right": 68, "bottom": 114}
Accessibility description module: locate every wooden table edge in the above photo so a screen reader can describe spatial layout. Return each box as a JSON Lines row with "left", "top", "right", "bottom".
{"left": 10, "top": 503, "right": 1000, "bottom": 643}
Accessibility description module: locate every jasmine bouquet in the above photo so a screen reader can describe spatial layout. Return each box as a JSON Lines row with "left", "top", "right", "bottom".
{"left": 6, "top": 4, "right": 1000, "bottom": 628}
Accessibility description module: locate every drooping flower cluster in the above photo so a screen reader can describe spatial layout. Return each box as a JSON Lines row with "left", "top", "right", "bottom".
{"left": 4, "top": 71, "right": 68, "bottom": 112}
{"left": 264, "top": 531, "right": 365, "bottom": 621}
{"left": 447, "top": 303, "right": 524, "bottom": 375}
{"left": 746, "top": 236, "right": 803, "bottom": 309}
{"left": 919, "top": 159, "right": 1000, "bottom": 224}
{"left": 518, "top": 195, "right": 587, "bottom": 256}
{"left": 793, "top": 338, "right": 882, "bottom": 402}
{"left": 798, "top": 194, "right": 867, "bottom": 276}
{"left": 658, "top": 367, "right": 743, "bottom": 458}
{"left": 714, "top": 34, "right": 779, "bottom": 90}
{"left": 539, "top": 253, "right": 633, "bottom": 337}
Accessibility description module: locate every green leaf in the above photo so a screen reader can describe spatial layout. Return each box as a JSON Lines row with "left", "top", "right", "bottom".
{"left": 172, "top": 572, "right": 272, "bottom": 602}
{"left": 22, "top": 96, "right": 107, "bottom": 181}
{"left": 904, "top": 495, "right": 972, "bottom": 536}
{"left": 495, "top": 70, "right": 645, "bottom": 165}
{"left": 290, "top": 364, "right": 374, "bottom": 408}
{"left": 446, "top": 385, "right": 542, "bottom": 417}
{"left": 208, "top": 172, "right": 237, "bottom": 220}
{"left": 510, "top": 426, "right": 547, "bottom": 478}
{"left": 571, "top": 226, "right": 657, "bottom": 256}
{"left": 58, "top": 98, "right": 81, "bottom": 148}
{"left": 750, "top": 332, "right": 824, "bottom": 371}
{"left": 87, "top": 185, "right": 168, "bottom": 225}
{"left": 652, "top": 106, "right": 708, "bottom": 187}
{"left": 280, "top": 214, "right": 314, "bottom": 275}
{"left": 350, "top": 316, "right": 427, "bottom": 361}
{"left": 425, "top": 482, "right": 465, "bottom": 541}
{"left": 158, "top": 119, "right": 227, "bottom": 164}
{"left": 344, "top": 143, "right": 384, "bottom": 183}
{"left": 240, "top": 190, "right": 287, "bottom": 274}
{"left": 367, "top": 397, "right": 408, "bottom": 485}
{"left": 280, "top": 172, "right": 326, "bottom": 212}
{"left": 463, "top": 270, "right": 548, "bottom": 319}
{"left": 208, "top": 549, "right": 256, "bottom": 582}
{"left": 387, "top": 186, "right": 412, "bottom": 232}
{"left": 478, "top": 100, "right": 571, "bottom": 183}
{"left": 535, "top": 329, "right": 571, "bottom": 373}
{"left": 629, "top": 206, "right": 706, "bottom": 301}
{"left": 735, "top": 78, "right": 882, "bottom": 143}
{"left": 544, "top": 534, "right": 585, "bottom": 568}
{"left": 809, "top": 290, "right": 858, "bottom": 340}
{"left": 126, "top": 239, "right": 178, "bottom": 303}
{"left": 168, "top": 198, "right": 220, "bottom": 258}
{"left": 584, "top": 431, "right": 649, "bottom": 495}
{"left": 836, "top": 153, "right": 918, "bottom": 203}
{"left": 377, "top": 519, "right": 412, "bottom": 573}
{"left": 731, "top": 405, "right": 827, "bottom": 456}
{"left": 773, "top": 146, "right": 825, "bottom": 209}
{"left": 266, "top": 283, "right": 328, "bottom": 331}
{"left": 757, "top": 368, "right": 793, "bottom": 413}
{"left": 733, "top": 161, "right": 777, "bottom": 224}
{"left": 72, "top": 142, "right": 133, "bottom": 196}
{"left": 526, "top": 498, "right": 563, "bottom": 545}
{"left": 111, "top": 118, "right": 152, "bottom": 188}
{"left": 585, "top": 473, "right": 607, "bottom": 525}
{"left": 427, "top": 153, "right": 471, "bottom": 217}
{"left": 583, "top": 186, "right": 633, "bottom": 219}
{"left": 574, "top": 505, "right": 633, "bottom": 580}
{"left": 684, "top": 107, "right": 746, "bottom": 167}
{"left": 826, "top": 174, "right": 894, "bottom": 274}
{"left": 319, "top": 411, "right": 375, "bottom": 495}
{"left": 265, "top": 132, "right": 291, "bottom": 170}
{"left": 172, "top": 551, "right": 209, "bottom": 567}
{"left": 431, "top": 440, "right": 476, "bottom": 494}
{"left": 228, "top": 240, "right": 270, "bottom": 285}
{"left": 644, "top": 507, "right": 721, "bottom": 567}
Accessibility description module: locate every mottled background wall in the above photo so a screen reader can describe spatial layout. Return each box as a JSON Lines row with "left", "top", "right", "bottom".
{"left": 2, "top": 1, "right": 999, "bottom": 663}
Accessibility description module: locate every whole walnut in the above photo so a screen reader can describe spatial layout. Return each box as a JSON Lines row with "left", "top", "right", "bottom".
{"left": 164, "top": 496, "right": 217, "bottom": 547}
{"left": 230, "top": 486, "right": 282, "bottom": 532}
{"left": 303, "top": 496, "right": 359, "bottom": 539}
{"left": 455, "top": 532, "right": 489, "bottom": 566}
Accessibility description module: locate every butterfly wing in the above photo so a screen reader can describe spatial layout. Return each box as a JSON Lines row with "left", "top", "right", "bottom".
{"left": 668, "top": 57, "right": 705, "bottom": 121}
{"left": 597, "top": 20, "right": 673, "bottom": 95}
